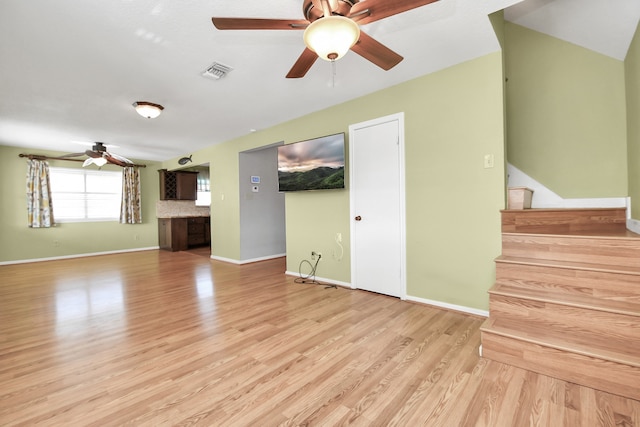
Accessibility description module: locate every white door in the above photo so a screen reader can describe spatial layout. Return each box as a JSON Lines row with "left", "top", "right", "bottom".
{"left": 349, "top": 113, "right": 405, "bottom": 298}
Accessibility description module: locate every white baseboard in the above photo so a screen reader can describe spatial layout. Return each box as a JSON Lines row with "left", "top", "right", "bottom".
{"left": 285, "top": 270, "right": 352, "bottom": 288}
{"left": 404, "top": 295, "right": 489, "bottom": 317}
{"left": 286, "top": 270, "right": 489, "bottom": 317}
{"left": 0, "top": 246, "right": 160, "bottom": 265}
{"left": 209, "top": 255, "right": 242, "bottom": 264}
{"left": 210, "top": 253, "right": 286, "bottom": 265}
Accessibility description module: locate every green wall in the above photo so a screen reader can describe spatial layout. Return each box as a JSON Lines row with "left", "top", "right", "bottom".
{"left": 5, "top": 15, "right": 639, "bottom": 313}
{"left": 505, "top": 22, "right": 628, "bottom": 198}
{"left": 627, "top": 24, "right": 640, "bottom": 219}
{"left": 0, "top": 145, "right": 161, "bottom": 262}
{"left": 403, "top": 53, "right": 505, "bottom": 307}
{"left": 164, "top": 52, "right": 506, "bottom": 311}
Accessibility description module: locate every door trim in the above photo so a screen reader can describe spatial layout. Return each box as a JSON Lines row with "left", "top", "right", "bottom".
{"left": 348, "top": 112, "right": 407, "bottom": 299}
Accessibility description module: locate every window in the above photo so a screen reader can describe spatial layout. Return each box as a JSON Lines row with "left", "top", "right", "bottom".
{"left": 196, "top": 191, "right": 211, "bottom": 207}
{"left": 50, "top": 167, "right": 122, "bottom": 222}
{"left": 196, "top": 170, "right": 211, "bottom": 206}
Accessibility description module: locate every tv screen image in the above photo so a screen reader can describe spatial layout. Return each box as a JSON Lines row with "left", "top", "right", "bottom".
{"left": 277, "top": 133, "right": 345, "bottom": 192}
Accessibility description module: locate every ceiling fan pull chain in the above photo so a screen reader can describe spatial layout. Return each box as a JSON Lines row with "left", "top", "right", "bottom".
{"left": 331, "top": 59, "right": 336, "bottom": 88}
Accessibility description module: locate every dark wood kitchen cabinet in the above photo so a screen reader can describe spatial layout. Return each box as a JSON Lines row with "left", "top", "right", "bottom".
{"left": 159, "top": 169, "right": 198, "bottom": 200}
{"left": 158, "top": 217, "right": 188, "bottom": 251}
{"left": 187, "top": 217, "right": 211, "bottom": 247}
{"left": 158, "top": 216, "right": 210, "bottom": 251}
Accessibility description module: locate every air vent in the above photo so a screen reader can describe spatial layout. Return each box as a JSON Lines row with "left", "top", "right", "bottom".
{"left": 202, "top": 62, "right": 233, "bottom": 80}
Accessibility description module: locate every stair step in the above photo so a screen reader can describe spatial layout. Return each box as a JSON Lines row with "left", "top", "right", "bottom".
{"left": 501, "top": 207, "right": 627, "bottom": 234}
{"left": 480, "top": 318, "right": 640, "bottom": 368}
{"left": 488, "top": 294, "right": 640, "bottom": 351}
{"left": 480, "top": 320, "right": 640, "bottom": 400}
{"left": 495, "top": 258, "right": 640, "bottom": 302}
{"left": 490, "top": 282, "right": 640, "bottom": 317}
{"left": 484, "top": 208, "right": 640, "bottom": 400}
{"left": 496, "top": 255, "right": 640, "bottom": 276}
{"left": 502, "top": 232, "right": 640, "bottom": 267}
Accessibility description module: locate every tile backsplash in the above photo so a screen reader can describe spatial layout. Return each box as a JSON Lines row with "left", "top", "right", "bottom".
{"left": 156, "top": 200, "right": 210, "bottom": 218}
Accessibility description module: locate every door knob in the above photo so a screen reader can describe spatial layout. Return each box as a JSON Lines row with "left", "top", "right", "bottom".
{"left": 355, "top": 215, "right": 362, "bottom": 221}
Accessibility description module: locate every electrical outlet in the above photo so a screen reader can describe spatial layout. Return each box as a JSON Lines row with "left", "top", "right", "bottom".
{"left": 316, "top": 252, "right": 322, "bottom": 260}
{"left": 336, "top": 232, "right": 342, "bottom": 243}
{"left": 311, "top": 251, "right": 316, "bottom": 260}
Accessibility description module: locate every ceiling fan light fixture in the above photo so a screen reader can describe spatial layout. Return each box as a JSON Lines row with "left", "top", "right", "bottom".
{"left": 133, "top": 101, "right": 164, "bottom": 119}
{"left": 303, "top": 16, "right": 360, "bottom": 61}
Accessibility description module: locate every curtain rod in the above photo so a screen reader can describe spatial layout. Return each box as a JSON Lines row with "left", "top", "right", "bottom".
{"left": 18, "top": 153, "right": 147, "bottom": 168}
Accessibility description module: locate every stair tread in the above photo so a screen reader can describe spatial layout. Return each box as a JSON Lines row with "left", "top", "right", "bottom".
{"left": 502, "top": 229, "right": 640, "bottom": 239}
{"left": 501, "top": 208, "right": 626, "bottom": 213}
{"left": 480, "top": 318, "right": 640, "bottom": 368}
{"left": 490, "top": 282, "right": 640, "bottom": 316}
{"left": 495, "top": 255, "right": 640, "bottom": 276}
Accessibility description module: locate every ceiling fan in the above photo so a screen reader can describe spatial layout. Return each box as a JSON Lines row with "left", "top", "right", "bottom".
{"left": 65, "top": 142, "right": 134, "bottom": 167}
{"left": 212, "top": 0, "right": 439, "bottom": 78}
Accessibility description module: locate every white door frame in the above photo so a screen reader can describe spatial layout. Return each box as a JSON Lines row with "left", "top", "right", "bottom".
{"left": 349, "top": 112, "right": 407, "bottom": 299}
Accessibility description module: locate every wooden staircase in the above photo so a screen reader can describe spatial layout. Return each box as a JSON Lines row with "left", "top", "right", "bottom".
{"left": 480, "top": 207, "right": 640, "bottom": 401}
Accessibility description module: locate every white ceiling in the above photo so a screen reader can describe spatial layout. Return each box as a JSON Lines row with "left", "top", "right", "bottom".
{"left": 1, "top": 0, "right": 638, "bottom": 162}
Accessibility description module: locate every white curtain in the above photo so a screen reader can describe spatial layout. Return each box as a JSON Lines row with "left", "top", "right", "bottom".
{"left": 26, "top": 159, "right": 55, "bottom": 228}
{"left": 120, "top": 167, "right": 142, "bottom": 224}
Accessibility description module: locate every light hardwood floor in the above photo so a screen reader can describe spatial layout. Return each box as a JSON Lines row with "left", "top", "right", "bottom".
{"left": 1, "top": 250, "right": 638, "bottom": 426}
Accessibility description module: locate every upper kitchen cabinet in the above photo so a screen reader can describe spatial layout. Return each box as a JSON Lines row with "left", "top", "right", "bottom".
{"left": 159, "top": 169, "right": 198, "bottom": 200}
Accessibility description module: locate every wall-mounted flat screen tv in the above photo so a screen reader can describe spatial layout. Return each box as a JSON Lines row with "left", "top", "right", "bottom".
{"left": 278, "top": 133, "right": 345, "bottom": 192}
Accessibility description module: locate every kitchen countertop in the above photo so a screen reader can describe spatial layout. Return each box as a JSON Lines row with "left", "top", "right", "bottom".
{"left": 156, "top": 200, "right": 210, "bottom": 219}
{"left": 157, "top": 215, "right": 210, "bottom": 218}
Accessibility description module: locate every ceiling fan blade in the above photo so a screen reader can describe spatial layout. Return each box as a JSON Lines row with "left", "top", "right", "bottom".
{"left": 212, "top": 17, "right": 308, "bottom": 30}
{"left": 85, "top": 150, "right": 102, "bottom": 158}
{"left": 104, "top": 154, "right": 129, "bottom": 167}
{"left": 107, "top": 151, "right": 133, "bottom": 164}
{"left": 348, "top": 0, "right": 439, "bottom": 25}
{"left": 61, "top": 152, "right": 86, "bottom": 157}
{"left": 350, "top": 31, "right": 403, "bottom": 70}
{"left": 286, "top": 48, "right": 319, "bottom": 78}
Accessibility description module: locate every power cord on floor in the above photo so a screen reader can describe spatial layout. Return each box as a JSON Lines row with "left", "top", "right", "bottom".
{"left": 295, "top": 253, "right": 337, "bottom": 289}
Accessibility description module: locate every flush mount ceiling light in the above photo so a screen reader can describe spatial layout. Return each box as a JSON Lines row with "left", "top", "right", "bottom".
{"left": 303, "top": 16, "right": 360, "bottom": 62}
{"left": 132, "top": 101, "right": 164, "bottom": 119}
